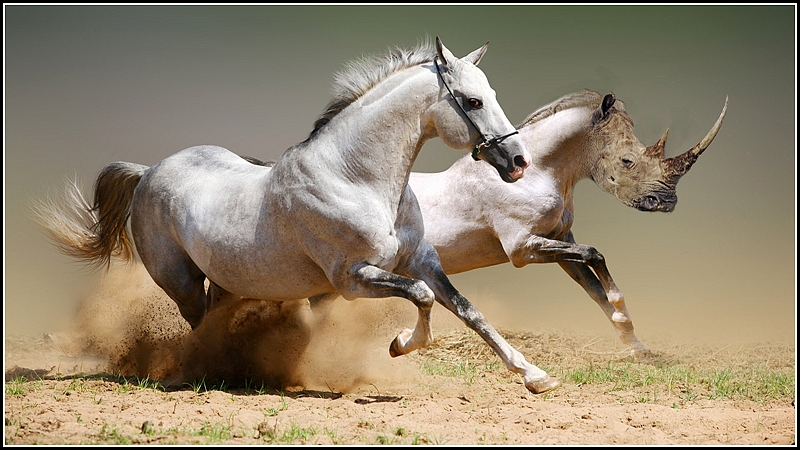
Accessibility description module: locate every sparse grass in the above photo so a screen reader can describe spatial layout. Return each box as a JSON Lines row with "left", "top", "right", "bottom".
{"left": 189, "top": 421, "right": 233, "bottom": 442}
{"left": 560, "top": 359, "right": 794, "bottom": 404}
{"left": 117, "top": 377, "right": 135, "bottom": 394}
{"left": 185, "top": 374, "right": 208, "bottom": 394}
{"left": 5, "top": 376, "right": 28, "bottom": 396}
{"left": 419, "top": 355, "right": 504, "bottom": 385}
{"left": 420, "top": 358, "right": 481, "bottom": 382}
{"left": 133, "top": 375, "right": 164, "bottom": 391}
{"left": 259, "top": 422, "right": 318, "bottom": 444}
{"left": 323, "top": 427, "right": 342, "bottom": 444}
{"left": 152, "top": 421, "right": 240, "bottom": 444}
{"left": 96, "top": 423, "right": 133, "bottom": 445}
{"left": 264, "top": 390, "right": 289, "bottom": 417}
{"left": 376, "top": 434, "right": 397, "bottom": 444}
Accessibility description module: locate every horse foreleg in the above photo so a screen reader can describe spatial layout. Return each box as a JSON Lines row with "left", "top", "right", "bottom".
{"left": 557, "top": 260, "right": 649, "bottom": 357}
{"left": 400, "top": 240, "right": 559, "bottom": 394}
{"left": 343, "top": 263, "right": 435, "bottom": 357}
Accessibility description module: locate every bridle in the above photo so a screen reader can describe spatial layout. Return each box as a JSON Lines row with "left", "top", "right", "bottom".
{"left": 434, "top": 56, "right": 519, "bottom": 161}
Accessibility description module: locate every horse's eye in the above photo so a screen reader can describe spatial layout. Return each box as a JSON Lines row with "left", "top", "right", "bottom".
{"left": 621, "top": 157, "right": 634, "bottom": 168}
{"left": 468, "top": 98, "right": 483, "bottom": 109}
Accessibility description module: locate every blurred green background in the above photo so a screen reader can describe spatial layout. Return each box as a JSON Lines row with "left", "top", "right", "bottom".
{"left": 4, "top": 5, "right": 795, "bottom": 344}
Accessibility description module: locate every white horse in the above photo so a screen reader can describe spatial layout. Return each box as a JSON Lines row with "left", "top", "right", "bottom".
{"left": 408, "top": 90, "right": 728, "bottom": 356}
{"left": 34, "top": 38, "right": 565, "bottom": 394}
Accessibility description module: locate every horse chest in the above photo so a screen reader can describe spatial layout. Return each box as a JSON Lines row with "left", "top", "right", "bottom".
{"left": 277, "top": 182, "right": 411, "bottom": 264}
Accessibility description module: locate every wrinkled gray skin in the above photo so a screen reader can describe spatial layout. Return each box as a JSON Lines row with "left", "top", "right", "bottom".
{"left": 406, "top": 90, "right": 728, "bottom": 356}
{"left": 33, "top": 38, "right": 571, "bottom": 395}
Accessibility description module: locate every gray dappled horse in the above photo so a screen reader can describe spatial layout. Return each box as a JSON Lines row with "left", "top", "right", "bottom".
{"left": 407, "top": 89, "right": 728, "bottom": 356}
{"left": 33, "top": 38, "right": 568, "bottom": 394}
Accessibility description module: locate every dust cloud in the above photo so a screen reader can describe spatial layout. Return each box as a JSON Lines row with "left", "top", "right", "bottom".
{"left": 63, "top": 265, "right": 426, "bottom": 393}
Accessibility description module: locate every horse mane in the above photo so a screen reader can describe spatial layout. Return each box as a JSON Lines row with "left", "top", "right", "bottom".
{"left": 306, "top": 40, "right": 438, "bottom": 139}
{"left": 516, "top": 89, "right": 610, "bottom": 129}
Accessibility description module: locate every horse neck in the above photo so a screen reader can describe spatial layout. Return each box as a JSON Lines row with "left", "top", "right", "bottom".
{"left": 312, "top": 65, "right": 437, "bottom": 197}
{"left": 517, "top": 106, "right": 596, "bottom": 193}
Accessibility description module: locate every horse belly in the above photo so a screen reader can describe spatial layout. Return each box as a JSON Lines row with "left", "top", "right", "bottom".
{"left": 186, "top": 215, "right": 336, "bottom": 300}
{"left": 208, "top": 251, "right": 335, "bottom": 301}
{"left": 429, "top": 227, "right": 509, "bottom": 274}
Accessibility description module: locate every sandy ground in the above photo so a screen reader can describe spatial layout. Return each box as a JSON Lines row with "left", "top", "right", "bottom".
{"left": 4, "top": 268, "right": 796, "bottom": 445}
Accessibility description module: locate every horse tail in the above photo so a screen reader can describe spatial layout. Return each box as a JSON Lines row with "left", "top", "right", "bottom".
{"left": 32, "top": 161, "right": 149, "bottom": 270}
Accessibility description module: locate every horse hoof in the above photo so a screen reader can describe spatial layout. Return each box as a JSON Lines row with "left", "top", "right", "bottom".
{"left": 389, "top": 337, "right": 402, "bottom": 358}
{"left": 388, "top": 329, "right": 414, "bottom": 358}
{"left": 525, "top": 375, "right": 560, "bottom": 394}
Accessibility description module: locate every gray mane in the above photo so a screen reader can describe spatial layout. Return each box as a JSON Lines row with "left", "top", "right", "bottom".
{"left": 516, "top": 89, "right": 610, "bottom": 129}
{"left": 308, "top": 40, "right": 438, "bottom": 137}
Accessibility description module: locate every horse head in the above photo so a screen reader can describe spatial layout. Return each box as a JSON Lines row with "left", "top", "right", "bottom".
{"left": 432, "top": 37, "right": 529, "bottom": 183}
{"left": 590, "top": 93, "right": 728, "bottom": 212}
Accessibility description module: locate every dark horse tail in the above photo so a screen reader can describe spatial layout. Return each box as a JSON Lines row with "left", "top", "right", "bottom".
{"left": 31, "top": 162, "right": 149, "bottom": 270}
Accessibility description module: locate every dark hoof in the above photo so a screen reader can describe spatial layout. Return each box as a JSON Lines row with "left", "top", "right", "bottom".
{"left": 525, "top": 375, "right": 560, "bottom": 394}
{"left": 389, "top": 337, "right": 402, "bottom": 358}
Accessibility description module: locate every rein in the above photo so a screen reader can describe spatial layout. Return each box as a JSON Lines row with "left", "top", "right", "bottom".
{"left": 434, "top": 56, "right": 519, "bottom": 161}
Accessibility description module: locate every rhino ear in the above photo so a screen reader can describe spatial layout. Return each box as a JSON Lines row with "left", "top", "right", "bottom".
{"left": 591, "top": 92, "right": 616, "bottom": 126}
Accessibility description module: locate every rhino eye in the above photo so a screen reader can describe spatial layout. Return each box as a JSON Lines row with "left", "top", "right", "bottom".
{"left": 621, "top": 157, "right": 634, "bottom": 168}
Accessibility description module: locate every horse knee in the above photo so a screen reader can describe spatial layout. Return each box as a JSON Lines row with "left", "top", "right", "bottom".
{"left": 409, "top": 280, "right": 435, "bottom": 309}
{"left": 582, "top": 246, "right": 605, "bottom": 265}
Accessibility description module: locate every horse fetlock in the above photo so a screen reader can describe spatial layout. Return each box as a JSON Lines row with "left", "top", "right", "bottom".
{"left": 611, "top": 310, "right": 631, "bottom": 324}
{"left": 618, "top": 330, "right": 649, "bottom": 353}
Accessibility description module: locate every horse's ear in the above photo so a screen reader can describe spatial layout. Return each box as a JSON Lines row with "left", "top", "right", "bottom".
{"left": 435, "top": 36, "right": 457, "bottom": 68}
{"left": 591, "top": 92, "right": 616, "bottom": 126}
{"left": 462, "top": 41, "right": 489, "bottom": 66}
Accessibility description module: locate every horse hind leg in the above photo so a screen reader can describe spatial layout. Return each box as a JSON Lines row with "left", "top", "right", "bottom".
{"left": 341, "top": 263, "right": 435, "bottom": 357}
{"left": 150, "top": 273, "right": 207, "bottom": 329}
{"left": 558, "top": 260, "right": 650, "bottom": 357}
{"left": 206, "top": 281, "right": 241, "bottom": 313}
{"left": 134, "top": 236, "right": 209, "bottom": 329}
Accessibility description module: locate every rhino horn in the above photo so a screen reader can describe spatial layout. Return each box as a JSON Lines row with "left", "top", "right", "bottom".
{"left": 664, "top": 96, "right": 728, "bottom": 182}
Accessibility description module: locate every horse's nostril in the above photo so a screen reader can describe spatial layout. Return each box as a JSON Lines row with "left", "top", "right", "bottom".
{"left": 514, "top": 155, "right": 529, "bottom": 169}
